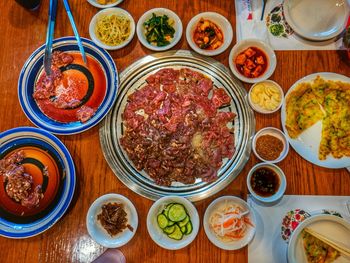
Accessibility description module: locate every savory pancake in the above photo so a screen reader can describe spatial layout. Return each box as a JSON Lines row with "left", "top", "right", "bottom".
{"left": 302, "top": 231, "right": 340, "bottom": 263}
{"left": 285, "top": 76, "right": 350, "bottom": 160}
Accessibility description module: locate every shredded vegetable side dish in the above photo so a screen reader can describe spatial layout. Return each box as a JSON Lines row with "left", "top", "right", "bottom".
{"left": 209, "top": 202, "right": 254, "bottom": 242}
{"left": 95, "top": 14, "right": 131, "bottom": 46}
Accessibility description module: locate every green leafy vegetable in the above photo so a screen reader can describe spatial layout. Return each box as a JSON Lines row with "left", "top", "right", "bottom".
{"left": 269, "top": 24, "right": 284, "bottom": 37}
{"left": 143, "top": 13, "right": 175, "bottom": 47}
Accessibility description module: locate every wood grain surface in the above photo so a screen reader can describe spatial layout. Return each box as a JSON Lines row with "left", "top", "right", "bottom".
{"left": 0, "top": 1, "right": 349, "bottom": 263}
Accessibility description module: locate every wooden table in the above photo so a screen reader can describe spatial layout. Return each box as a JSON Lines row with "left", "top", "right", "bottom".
{"left": 0, "top": 1, "right": 349, "bottom": 262}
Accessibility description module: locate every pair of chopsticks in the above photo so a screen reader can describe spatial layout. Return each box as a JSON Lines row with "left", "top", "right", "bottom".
{"left": 44, "top": 0, "right": 87, "bottom": 76}
{"left": 304, "top": 227, "right": 350, "bottom": 258}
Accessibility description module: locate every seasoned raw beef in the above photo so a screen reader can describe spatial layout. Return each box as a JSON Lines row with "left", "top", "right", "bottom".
{"left": 120, "top": 68, "right": 236, "bottom": 186}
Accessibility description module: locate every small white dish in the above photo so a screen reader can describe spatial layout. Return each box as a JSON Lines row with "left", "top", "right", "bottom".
{"left": 87, "top": 0, "right": 123, "bottom": 9}
{"left": 229, "top": 39, "right": 276, "bottom": 83}
{"left": 287, "top": 214, "right": 350, "bottom": 263}
{"left": 248, "top": 80, "right": 284, "bottom": 114}
{"left": 186, "top": 12, "right": 233, "bottom": 56}
{"left": 247, "top": 162, "right": 287, "bottom": 204}
{"left": 203, "top": 196, "right": 256, "bottom": 250}
{"left": 283, "top": 0, "right": 349, "bottom": 41}
{"left": 89, "top": 8, "right": 135, "bottom": 50}
{"left": 147, "top": 196, "right": 199, "bottom": 250}
{"left": 137, "top": 8, "right": 182, "bottom": 51}
{"left": 252, "top": 127, "right": 289, "bottom": 163}
{"left": 86, "top": 194, "right": 138, "bottom": 248}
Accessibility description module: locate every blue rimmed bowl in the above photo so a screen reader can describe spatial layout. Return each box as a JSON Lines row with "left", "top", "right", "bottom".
{"left": 0, "top": 126, "right": 76, "bottom": 238}
{"left": 18, "top": 36, "right": 118, "bottom": 135}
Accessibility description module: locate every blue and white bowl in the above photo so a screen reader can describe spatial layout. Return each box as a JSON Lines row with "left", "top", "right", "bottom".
{"left": 0, "top": 127, "right": 76, "bottom": 238}
{"left": 18, "top": 36, "right": 118, "bottom": 135}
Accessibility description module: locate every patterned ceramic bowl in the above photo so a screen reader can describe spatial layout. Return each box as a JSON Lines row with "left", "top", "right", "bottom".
{"left": 18, "top": 36, "right": 118, "bottom": 135}
{"left": 0, "top": 127, "right": 75, "bottom": 238}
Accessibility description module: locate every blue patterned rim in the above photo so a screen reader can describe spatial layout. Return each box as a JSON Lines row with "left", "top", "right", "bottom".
{"left": 0, "top": 127, "right": 76, "bottom": 238}
{"left": 18, "top": 36, "right": 118, "bottom": 135}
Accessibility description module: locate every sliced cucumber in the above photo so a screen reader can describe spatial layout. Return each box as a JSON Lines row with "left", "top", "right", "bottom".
{"left": 168, "top": 224, "right": 183, "bottom": 240}
{"left": 157, "top": 214, "right": 168, "bottom": 229}
{"left": 185, "top": 221, "right": 193, "bottom": 235}
{"left": 163, "top": 203, "right": 173, "bottom": 218}
{"left": 178, "top": 215, "right": 190, "bottom": 228}
{"left": 168, "top": 204, "right": 187, "bottom": 222}
{"left": 157, "top": 202, "right": 192, "bottom": 240}
{"left": 163, "top": 225, "right": 175, "bottom": 234}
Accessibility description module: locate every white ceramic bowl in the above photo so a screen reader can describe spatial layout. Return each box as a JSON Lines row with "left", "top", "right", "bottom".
{"left": 147, "top": 196, "right": 199, "bottom": 250}
{"left": 247, "top": 162, "right": 287, "bottom": 204}
{"left": 89, "top": 7, "right": 135, "bottom": 50}
{"left": 229, "top": 39, "right": 276, "bottom": 83}
{"left": 248, "top": 80, "right": 284, "bottom": 114}
{"left": 137, "top": 8, "right": 182, "bottom": 51}
{"left": 203, "top": 196, "right": 256, "bottom": 250}
{"left": 287, "top": 214, "right": 350, "bottom": 263}
{"left": 252, "top": 127, "right": 289, "bottom": 163}
{"left": 186, "top": 12, "right": 233, "bottom": 56}
{"left": 87, "top": 0, "right": 123, "bottom": 9}
{"left": 283, "top": 0, "right": 349, "bottom": 41}
{"left": 86, "top": 194, "right": 138, "bottom": 248}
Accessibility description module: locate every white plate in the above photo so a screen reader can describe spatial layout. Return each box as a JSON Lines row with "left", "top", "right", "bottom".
{"left": 86, "top": 194, "right": 138, "bottom": 248}
{"left": 137, "top": 8, "right": 182, "bottom": 51}
{"left": 281, "top": 72, "right": 350, "bottom": 169}
{"left": 288, "top": 214, "right": 350, "bottom": 263}
{"left": 147, "top": 196, "right": 199, "bottom": 250}
{"left": 283, "top": 0, "right": 349, "bottom": 41}
{"left": 203, "top": 196, "right": 256, "bottom": 250}
{"left": 89, "top": 8, "right": 135, "bottom": 50}
{"left": 87, "top": 0, "right": 123, "bottom": 9}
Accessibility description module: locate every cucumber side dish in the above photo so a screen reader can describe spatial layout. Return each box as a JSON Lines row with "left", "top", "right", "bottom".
{"left": 143, "top": 13, "right": 175, "bottom": 47}
{"left": 157, "top": 203, "right": 193, "bottom": 240}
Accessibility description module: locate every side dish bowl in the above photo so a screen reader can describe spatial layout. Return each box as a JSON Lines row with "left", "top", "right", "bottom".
{"left": 137, "top": 8, "right": 182, "bottom": 51}
{"left": 203, "top": 196, "right": 256, "bottom": 250}
{"left": 287, "top": 214, "right": 350, "bottom": 263}
{"left": 89, "top": 7, "right": 135, "bottom": 50}
{"left": 252, "top": 127, "right": 289, "bottom": 163}
{"left": 87, "top": 0, "right": 124, "bottom": 9}
{"left": 247, "top": 162, "right": 286, "bottom": 204}
{"left": 186, "top": 12, "right": 233, "bottom": 56}
{"left": 86, "top": 193, "right": 138, "bottom": 248}
{"left": 147, "top": 196, "right": 199, "bottom": 250}
{"left": 229, "top": 39, "right": 276, "bottom": 83}
{"left": 248, "top": 80, "right": 284, "bottom": 114}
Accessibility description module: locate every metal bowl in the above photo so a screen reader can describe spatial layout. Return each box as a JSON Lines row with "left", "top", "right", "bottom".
{"left": 99, "top": 50, "right": 255, "bottom": 201}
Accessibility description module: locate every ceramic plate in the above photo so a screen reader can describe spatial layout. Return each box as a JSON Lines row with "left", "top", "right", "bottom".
{"left": 283, "top": 0, "right": 349, "bottom": 41}
{"left": 18, "top": 36, "right": 118, "bottom": 135}
{"left": 0, "top": 127, "right": 75, "bottom": 238}
{"left": 203, "top": 196, "right": 256, "bottom": 250}
{"left": 86, "top": 193, "right": 138, "bottom": 248}
{"left": 87, "top": 0, "right": 124, "bottom": 9}
{"left": 281, "top": 72, "right": 350, "bottom": 168}
{"left": 287, "top": 214, "right": 350, "bottom": 263}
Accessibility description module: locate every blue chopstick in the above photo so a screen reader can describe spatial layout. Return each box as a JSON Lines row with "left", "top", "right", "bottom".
{"left": 44, "top": 0, "right": 58, "bottom": 75}
{"left": 62, "top": 0, "right": 87, "bottom": 65}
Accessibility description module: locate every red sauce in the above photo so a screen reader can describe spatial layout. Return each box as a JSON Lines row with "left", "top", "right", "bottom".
{"left": 235, "top": 46, "right": 268, "bottom": 79}
{"left": 0, "top": 146, "right": 61, "bottom": 217}
{"left": 35, "top": 53, "right": 106, "bottom": 123}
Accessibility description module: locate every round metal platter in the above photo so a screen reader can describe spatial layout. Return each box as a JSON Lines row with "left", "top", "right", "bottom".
{"left": 99, "top": 50, "right": 255, "bottom": 201}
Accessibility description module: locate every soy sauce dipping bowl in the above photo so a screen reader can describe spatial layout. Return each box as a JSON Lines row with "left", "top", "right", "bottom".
{"left": 247, "top": 163, "right": 286, "bottom": 204}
